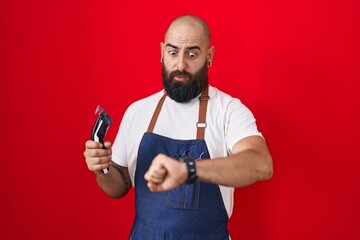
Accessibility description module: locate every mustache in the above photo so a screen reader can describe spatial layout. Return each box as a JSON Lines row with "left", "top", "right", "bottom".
{"left": 170, "top": 70, "right": 191, "bottom": 78}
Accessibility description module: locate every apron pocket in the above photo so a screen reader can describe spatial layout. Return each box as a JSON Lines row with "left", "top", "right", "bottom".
{"left": 164, "top": 182, "right": 200, "bottom": 209}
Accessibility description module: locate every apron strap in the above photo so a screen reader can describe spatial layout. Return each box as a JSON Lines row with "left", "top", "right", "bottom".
{"left": 147, "top": 88, "right": 210, "bottom": 140}
{"left": 196, "top": 87, "right": 209, "bottom": 140}
{"left": 147, "top": 91, "right": 167, "bottom": 133}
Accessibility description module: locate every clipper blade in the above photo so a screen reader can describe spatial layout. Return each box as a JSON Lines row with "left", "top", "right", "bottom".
{"left": 95, "top": 105, "right": 104, "bottom": 115}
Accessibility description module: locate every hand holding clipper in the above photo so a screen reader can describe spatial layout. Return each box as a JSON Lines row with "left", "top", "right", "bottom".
{"left": 91, "top": 105, "right": 112, "bottom": 174}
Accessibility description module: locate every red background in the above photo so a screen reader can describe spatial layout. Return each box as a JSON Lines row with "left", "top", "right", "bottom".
{"left": 1, "top": 0, "right": 359, "bottom": 239}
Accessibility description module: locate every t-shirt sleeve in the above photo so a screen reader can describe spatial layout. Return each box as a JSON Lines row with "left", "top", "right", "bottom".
{"left": 224, "top": 99, "right": 263, "bottom": 153}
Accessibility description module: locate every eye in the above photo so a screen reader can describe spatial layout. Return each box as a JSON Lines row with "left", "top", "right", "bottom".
{"left": 168, "top": 50, "right": 177, "bottom": 56}
{"left": 189, "top": 52, "right": 197, "bottom": 58}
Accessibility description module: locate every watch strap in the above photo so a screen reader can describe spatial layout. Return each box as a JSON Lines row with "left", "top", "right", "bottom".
{"left": 183, "top": 156, "right": 197, "bottom": 184}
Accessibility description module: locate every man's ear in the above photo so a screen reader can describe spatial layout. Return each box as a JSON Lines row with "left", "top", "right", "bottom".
{"left": 207, "top": 46, "right": 215, "bottom": 63}
{"left": 160, "top": 42, "right": 165, "bottom": 62}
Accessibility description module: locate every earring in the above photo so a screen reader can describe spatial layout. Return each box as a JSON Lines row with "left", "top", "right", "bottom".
{"left": 160, "top": 58, "right": 163, "bottom": 63}
{"left": 207, "top": 61, "right": 212, "bottom": 67}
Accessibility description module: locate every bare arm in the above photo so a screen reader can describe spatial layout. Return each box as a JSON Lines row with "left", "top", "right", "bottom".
{"left": 196, "top": 135, "right": 273, "bottom": 187}
{"left": 84, "top": 140, "right": 131, "bottom": 198}
{"left": 145, "top": 136, "right": 273, "bottom": 192}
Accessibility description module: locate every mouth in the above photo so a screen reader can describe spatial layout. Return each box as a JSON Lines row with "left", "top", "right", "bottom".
{"left": 173, "top": 75, "right": 189, "bottom": 82}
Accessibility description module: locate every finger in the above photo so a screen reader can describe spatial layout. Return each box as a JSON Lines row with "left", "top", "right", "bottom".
{"left": 149, "top": 178, "right": 164, "bottom": 184}
{"left": 86, "top": 156, "right": 111, "bottom": 171}
{"left": 147, "top": 181, "right": 169, "bottom": 192}
{"left": 144, "top": 172, "right": 153, "bottom": 182}
{"left": 86, "top": 156, "right": 112, "bottom": 165}
{"left": 147, "top": 181, "right": 160, "bottom": 192}
{"left": 84, "top": 148, "right": 112, "bottom": 158}
{"left": 152, "top": 168, "right": 167, "bottom": 181}
{"left": 103, "top": 141, "right": 112, "bottom": 149}
{"left": 145, "top": 165, "right": 166, "bottom": 181}
{"left": 87, "top": 161, "right": 112, "bottom": 172}
{"left": 145, "top": 165, "right": 166, "bottom": 177}
{"left": 145, "top": 174, "right": 164, "bottom": 184}
{"left": 85, "top": 140, "right": 103, "bottom": 149}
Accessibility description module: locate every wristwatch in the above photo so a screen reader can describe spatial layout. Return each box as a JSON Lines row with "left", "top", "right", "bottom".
{"left": 182, "top": 156, "right": 197, "bottom": 184}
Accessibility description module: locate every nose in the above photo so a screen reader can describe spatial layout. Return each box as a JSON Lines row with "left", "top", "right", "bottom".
{"left": 176, "top": 54, "right": 186, "bottom": 72}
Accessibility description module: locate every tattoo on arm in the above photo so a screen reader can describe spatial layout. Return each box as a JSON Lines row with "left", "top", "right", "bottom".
{"left": 111, "top": 161, "right": 132, "bottom": 189}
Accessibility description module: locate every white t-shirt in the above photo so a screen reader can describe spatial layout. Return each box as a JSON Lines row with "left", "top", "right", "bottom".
{"left": 112, "top": 85, "right": 262, "bottom": 217}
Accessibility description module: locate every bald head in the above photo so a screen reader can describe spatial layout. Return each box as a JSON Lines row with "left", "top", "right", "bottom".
{"left": 165, "top": 15, "right": 210, "bottom": 46}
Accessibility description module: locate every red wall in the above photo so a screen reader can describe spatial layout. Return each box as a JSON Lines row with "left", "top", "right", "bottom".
{"left": 1, "top": 0, "right": 359, "bottom": 239}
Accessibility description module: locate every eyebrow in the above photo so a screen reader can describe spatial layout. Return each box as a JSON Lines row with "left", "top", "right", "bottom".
{"left": 166, "top": 43, "right": 201, "bottom": 51}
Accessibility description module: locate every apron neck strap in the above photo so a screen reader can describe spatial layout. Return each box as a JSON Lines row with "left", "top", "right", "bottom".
{"left": 147, "top": 91, "right": 167, "bottom": 133}
{"left": 147, "top": 88, "right": 210, "bottom": 140}
{"left": 196, "top": 87, "right": 209, "bottom": 140}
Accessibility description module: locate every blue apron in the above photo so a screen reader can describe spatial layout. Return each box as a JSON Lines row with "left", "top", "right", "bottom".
{"left": 129, "top": 88, "right": 229, "bottom": 240}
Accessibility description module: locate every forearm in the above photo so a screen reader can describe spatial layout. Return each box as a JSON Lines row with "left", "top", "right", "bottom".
{"left": 96, "top": 164, "right": 131, "bottom": 199}
{"left": 144, "top": 137, "right": 272, "bottom": 192}
{"left": 196, "top": 148, "right": 273, "bottom": 188}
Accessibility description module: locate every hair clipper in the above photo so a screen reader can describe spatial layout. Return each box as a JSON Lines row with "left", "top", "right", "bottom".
{"left": 91, "top": 105, "right": 112, "bottom": 174}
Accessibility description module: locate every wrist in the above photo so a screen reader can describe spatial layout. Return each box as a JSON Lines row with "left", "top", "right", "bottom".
{"left": 182, "top": 156, "right": 197, "bottom": 184}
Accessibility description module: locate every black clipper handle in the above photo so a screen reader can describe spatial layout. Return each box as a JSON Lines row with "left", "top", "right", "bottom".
{"left": 91, "top": 106, "right": 112, "bottom": 174}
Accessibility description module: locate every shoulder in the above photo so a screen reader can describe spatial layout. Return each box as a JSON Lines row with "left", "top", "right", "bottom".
{"left": 208, "top": 85, "right": 248, "bottom": 112}
{"left": 124, "top": 90, "right": 164, "bottom": 118}
{"left": 115, "top": 89, "right": 165, "bottom": 147}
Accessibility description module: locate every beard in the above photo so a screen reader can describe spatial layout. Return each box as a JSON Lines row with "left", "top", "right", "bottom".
{"left": 162, "top": 62, "right": 209, "bottom": 103}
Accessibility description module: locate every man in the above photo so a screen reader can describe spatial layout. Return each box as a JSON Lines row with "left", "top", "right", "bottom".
{"left": 84, "top": 15, "right": 273, "bottom": 239}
